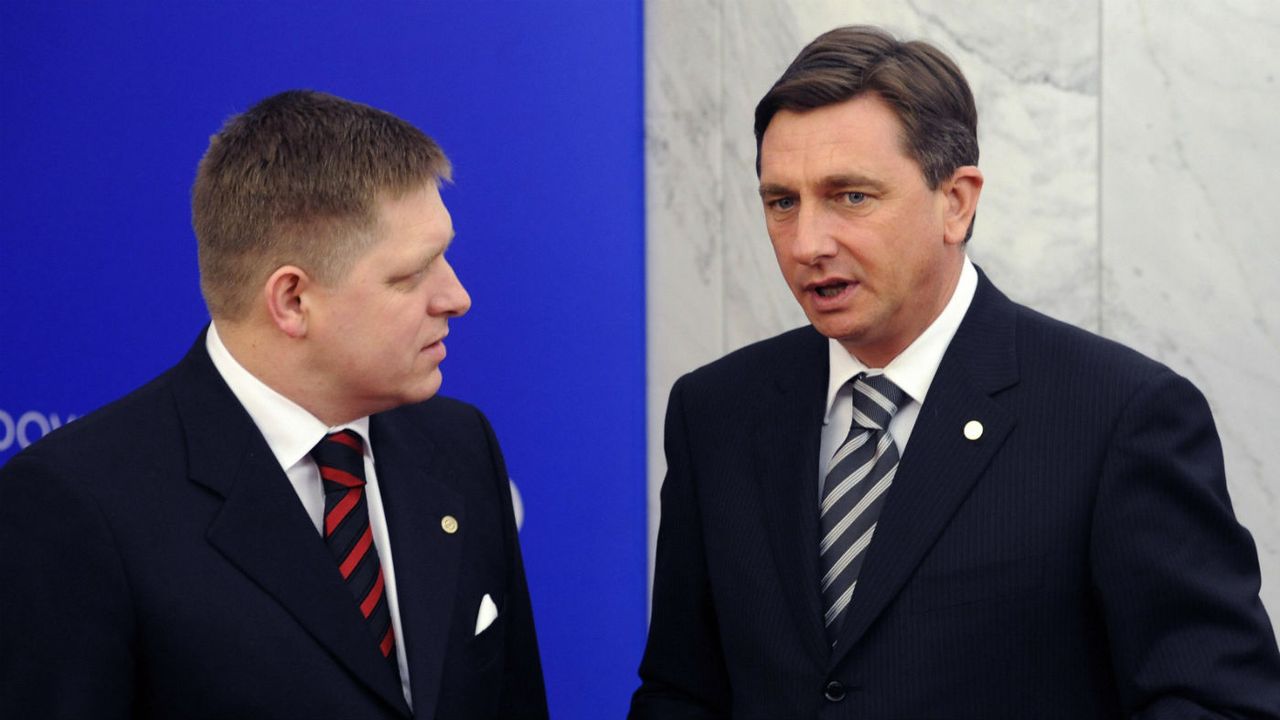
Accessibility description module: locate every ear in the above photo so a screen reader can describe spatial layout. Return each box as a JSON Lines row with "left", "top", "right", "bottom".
{"left": 263, "top": 265, "right": 312, "bottom": 339}
{"left": 941, "top": 165, "right": 984, "bottom": 245}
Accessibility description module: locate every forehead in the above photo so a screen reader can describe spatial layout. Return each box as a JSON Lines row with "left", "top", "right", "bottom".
{"left": 345, "top": 182, "right": 453, "bottom": 270}
{"left": 759, "top": 94, "right": 916, "bottom": 182}
{"left": 374, "top": 182, "right": 452, "bottom": 240}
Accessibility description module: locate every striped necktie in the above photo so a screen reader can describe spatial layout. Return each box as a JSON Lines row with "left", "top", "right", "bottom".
{"left": 819, "top": 373, "right": 908, "bottom": 643}
{"left": 310, "top": 430, "right": 399, "bottom": 675}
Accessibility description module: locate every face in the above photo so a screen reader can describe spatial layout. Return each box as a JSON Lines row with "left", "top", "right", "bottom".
{"left": 758, "top": 93, "right": 975, "bottom": 367}
{"left": 304, "top": 182, "right": 470, "bottom": 420}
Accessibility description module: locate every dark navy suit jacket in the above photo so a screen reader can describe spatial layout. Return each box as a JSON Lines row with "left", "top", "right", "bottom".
{"left": 0, "top": 333, "right": 548, "bottom": 719}
{"left": 631, "top": 271, "right": 1280, "bottom": 718}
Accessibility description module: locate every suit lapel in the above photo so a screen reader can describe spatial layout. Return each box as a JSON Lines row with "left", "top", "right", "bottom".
{"left": 172, "top": 335, "right": 412, "bottom": 716}
{"left": 370, "top": 410, "right": 464, "bottom": 720}
{"left": 830, "top": 272, "right": 1021, "bottom": 666}
{"left": 752, "top": 328, "right": 830, "bottom": 666}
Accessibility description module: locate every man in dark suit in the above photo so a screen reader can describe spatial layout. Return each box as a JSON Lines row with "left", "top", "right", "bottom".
{"left": 0, "top": 90, "right": 547, "bottom": 719}
{"left": 630, "top": 26, "right": 1280, "bottom": 718}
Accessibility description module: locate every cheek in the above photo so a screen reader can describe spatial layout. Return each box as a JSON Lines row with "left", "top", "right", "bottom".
{"left": 379, "top": 296, "right": 423, "bottom": 331}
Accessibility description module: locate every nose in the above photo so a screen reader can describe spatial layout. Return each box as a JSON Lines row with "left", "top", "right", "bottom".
{"left": 790, "top": 203, "right": 838, "bottom": 266}
{"left": 429, "top": 258, "right": 472, "bottom": 318}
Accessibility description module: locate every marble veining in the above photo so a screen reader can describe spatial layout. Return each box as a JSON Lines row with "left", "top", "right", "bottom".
{"left": 645, "top": 0, "right": 728, "bottom": 560}
{"left": 1101, "top": 0, "right": 1280, "bottom": 621}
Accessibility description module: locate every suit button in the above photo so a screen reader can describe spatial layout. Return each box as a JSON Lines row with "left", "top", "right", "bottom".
{"left": 824, "top": 680, "right": 846, "bottom": 702}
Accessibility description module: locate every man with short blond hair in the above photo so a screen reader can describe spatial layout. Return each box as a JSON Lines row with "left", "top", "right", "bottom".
{"left": 1, "top": 90, "right": 548, "bottom": 720}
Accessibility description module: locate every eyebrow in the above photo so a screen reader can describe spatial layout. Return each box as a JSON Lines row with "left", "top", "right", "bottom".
{"left": 431, "top": 231, "right": 457, "bottom": 258}
{"left": 758, "top": 173, "right": 887, "bottom": 198}
{"left": 410, "top": 232, "right": 456, "bottom": 272}
{"left": 822, "top": 173, "right": 886, "bottom": 193}
{"left": 757, "top": 182, "right": 791, "bottom": 198}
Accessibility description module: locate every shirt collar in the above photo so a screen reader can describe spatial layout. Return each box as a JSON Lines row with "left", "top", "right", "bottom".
{"left": 206, "top": 322, "right": 371, "bottom": 471}
{"left": 824, "top": 256, "right": 978, "bottom": 424}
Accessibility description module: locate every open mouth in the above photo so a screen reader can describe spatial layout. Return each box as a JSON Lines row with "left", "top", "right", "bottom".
{"left": 815, "top": 281, "right": 851, "bottom": 298}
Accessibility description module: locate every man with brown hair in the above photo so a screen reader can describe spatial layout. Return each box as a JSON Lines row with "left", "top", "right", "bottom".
{"left": 631, "top": 26, "right": 1280, "bottom": 717}
{"left": 0, "top": 90, "right": 548, "bottom": 719}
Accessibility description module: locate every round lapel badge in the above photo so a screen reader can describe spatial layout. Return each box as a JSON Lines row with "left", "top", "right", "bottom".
{"left": 963, "top": 420, "right": 984, "bottom": 441}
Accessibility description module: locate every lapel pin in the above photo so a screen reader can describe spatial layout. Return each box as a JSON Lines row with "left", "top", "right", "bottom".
{"left": 441, "top": 515, "right": 459, "bottom": 534}
{"left": 964, "top": 420, "right": 984, "bottom": 441}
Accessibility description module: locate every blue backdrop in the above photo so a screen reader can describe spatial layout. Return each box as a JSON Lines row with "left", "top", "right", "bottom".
{"left": 0, "top": 2, "right": 647, "bottom": 716}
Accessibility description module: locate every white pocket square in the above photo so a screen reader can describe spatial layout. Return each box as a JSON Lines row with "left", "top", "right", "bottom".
{"left": 474, "top": 593, "right": 499, "bottom": 635}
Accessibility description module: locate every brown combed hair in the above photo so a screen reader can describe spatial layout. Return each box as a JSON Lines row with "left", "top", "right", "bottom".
{"left": 754, "top": 25, "right": 978, "bottom": 191}
{"left": 192, "top": 90, "right": 451, "bottom": 320}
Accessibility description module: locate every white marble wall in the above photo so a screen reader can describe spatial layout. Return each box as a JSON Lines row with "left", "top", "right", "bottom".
{"left": 646, "top": 0, "right": 1279, "bottom": 632}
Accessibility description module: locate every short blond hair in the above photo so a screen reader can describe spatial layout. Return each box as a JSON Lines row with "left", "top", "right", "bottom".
{"left": 191, "top": 90, "right": 451, "bottom": 319}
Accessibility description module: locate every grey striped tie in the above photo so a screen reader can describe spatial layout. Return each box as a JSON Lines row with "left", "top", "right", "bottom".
{"left": 819, "top": 373, "right": 908, "bottom": 643}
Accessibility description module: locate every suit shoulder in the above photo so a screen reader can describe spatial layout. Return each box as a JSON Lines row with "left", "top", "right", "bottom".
{"left": 1009, "top": 302, "right": 1191, "bottom": 406}
{"left": 1015, "top": 304, "right": 1167, "bottom": 373}
{"left": 681, "top": 326, "right": 823, "bottom": 390}
{"left": 5, "top": 365, "right": 181, "bottom": 472}
{"left": 0, "top": 366, "right": 186, "bottom": 518}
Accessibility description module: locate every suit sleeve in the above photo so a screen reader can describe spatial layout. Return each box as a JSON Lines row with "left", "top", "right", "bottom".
{"left": 0, "top": 450, "right": 136, "bottom": 720}
{"left": 1090, "top": 369, "right": 1280, "bottom": 718}
{"left": 477, "top": 411, "right": 550, "bottom": 719}
{"left": 629, "top": 377, "right": 732, "bottom": 719}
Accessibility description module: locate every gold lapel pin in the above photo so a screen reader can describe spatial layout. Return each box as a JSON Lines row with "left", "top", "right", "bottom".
{"left": 441, "top": 515, "right": 459, "bottom": 534}
{"left": 963, "top": 420, "right": 984, "bottom": 441}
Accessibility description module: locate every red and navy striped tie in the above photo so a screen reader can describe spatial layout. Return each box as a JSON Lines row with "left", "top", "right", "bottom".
{"left": 310, "top": 430, "right": 398, "bottom": 675}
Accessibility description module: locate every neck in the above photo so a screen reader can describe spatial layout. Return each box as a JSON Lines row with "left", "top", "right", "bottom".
{"left": 215, "top": 318, "right": 355, "bottom": 427}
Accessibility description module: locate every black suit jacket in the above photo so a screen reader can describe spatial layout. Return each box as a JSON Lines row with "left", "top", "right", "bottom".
{"left": 0, "top": 333, "right": 548, "bottom": 719}
{"left": 631, "top": 272, "right": 1280, "bottom": 718}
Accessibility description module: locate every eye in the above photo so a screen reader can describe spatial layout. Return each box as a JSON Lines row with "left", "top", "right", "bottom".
{"left": 842, "top": 191, "right": 867, "bottom": 205}
{"left": 769, "top": 196, "right": 797, "bottom": 211}
{"left": 389, "top": 266, "right": 428, "bottom": 289}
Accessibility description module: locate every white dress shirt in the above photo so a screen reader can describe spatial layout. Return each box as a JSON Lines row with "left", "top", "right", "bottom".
{"left": 819, "top": 257, "right": 978, "bottom": 490}
{"left": 206, "top": 323, "right": 413, "bottom": 708}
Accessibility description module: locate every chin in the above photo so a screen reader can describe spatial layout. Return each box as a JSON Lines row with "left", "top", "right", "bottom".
{"left": 411, "top": 371, "right": 444, "bottom": 403}
{"left": 809, "top": 317, "right": 863, "bottom": 342}
{"left": 382, "top": 376, "right": 443, "bottom": 411}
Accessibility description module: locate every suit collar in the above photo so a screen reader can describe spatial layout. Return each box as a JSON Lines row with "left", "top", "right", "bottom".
{"left": 828, "top": 268, "right": 1021, "bottom": 665}
{"left": 939, "top": 266, "right": 1019, "bottom": 395}
{"left": 171, "top": 331, "right": 413, "bottom": 716}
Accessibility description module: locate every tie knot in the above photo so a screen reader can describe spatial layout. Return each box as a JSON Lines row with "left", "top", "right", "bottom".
{"left": 310, "top": 430, "right": 367, "bottom": 492}
{"left": 850, "top": 374, "right": 908, "bottom": 431}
